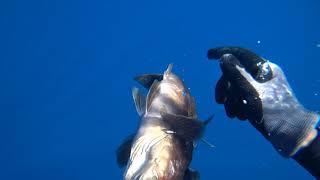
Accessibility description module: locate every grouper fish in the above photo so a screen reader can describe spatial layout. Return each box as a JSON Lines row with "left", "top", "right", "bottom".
{"left": 116, "top": 64, "right": 212, "bottom": 180}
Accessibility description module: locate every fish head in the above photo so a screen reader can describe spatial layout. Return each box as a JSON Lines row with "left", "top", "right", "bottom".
{"left": 149, "top": 64, "right": 196, "bottom": 117}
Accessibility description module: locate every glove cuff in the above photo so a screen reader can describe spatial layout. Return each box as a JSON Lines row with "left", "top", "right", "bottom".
{"left": 293, "top": 113, "right": 320, "bottom": 155}
{"left": 268, "top": 109, "right": 320, "bottom": 158}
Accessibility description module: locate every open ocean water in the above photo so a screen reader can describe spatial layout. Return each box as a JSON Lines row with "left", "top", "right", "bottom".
{"left": 1, "top": 0, "right": 319, "bottom": 179}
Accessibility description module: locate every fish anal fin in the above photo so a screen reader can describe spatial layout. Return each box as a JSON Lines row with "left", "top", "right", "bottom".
{"left": 132, "top": 87, "right": 146, "bottom": 116}
{"left": 116, "top": 134, "right": 135, "bottom": 168}
{"left": 134, "top": 74, "right": 163, "bottom": 89}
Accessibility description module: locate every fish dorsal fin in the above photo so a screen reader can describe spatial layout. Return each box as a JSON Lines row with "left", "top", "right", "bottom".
{"left": 146, "top": 80, "right": 160, "bottom": 112}
{"left": 188, "top": 96, "right": 197, "bottom": 118}
{"left": 164, "top": 63, "right": 174, "bottom": 76}
{"left": 134, "top": 74, "right": 163, "bottom": 89}
{"left": 132, "top": 87, "right": 146, "bottom": 116}
{"left": 160, "top": 111, "right": 204, "bottom": 140}
{"left": 184, "top": 168, "right": 200, "bottom": 180}
{"left": 116, "top": 134, "right": 135, "bottom": 168}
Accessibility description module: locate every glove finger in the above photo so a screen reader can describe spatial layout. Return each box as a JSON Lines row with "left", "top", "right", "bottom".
{"left": 244, "top": 94, "right": 263, "bottom": 123}
{"left": 235, "top": 97, "right": 247, "bottom": 121}
{"left": 224, "top": 97, "right": 237, "bottom": 119}
{"left": 226, "top": 84, "right": 248, "bottom": 121}
{"left": 218, "top": 54, "right": 245, "bottom": 82}
{"left": 208, "top": 47, "right": 273, "bottom": 83}
{"left": 219, "top": 54, "right": 263, "bottom": 121}
{"left": 215, "top": 75, "right": 229, "bottom": 104}
{"left": 208, "top": 47, "right": 260, "bottom": 61}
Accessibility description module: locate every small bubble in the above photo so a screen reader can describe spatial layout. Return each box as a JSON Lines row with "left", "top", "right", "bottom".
{"left": 317, "top": 44, "right": 320, "bottom": 48}
{"left": 315, "top": 93, "right": 318, "bottom": 96}
{"left": 278, "top": 148, "right": 283, "bottom": 152}
{"left": 242, "top": 100, "right": 247, "bottom": 104}
{"left": 257, "top": 40, "right": 261, "bottom": 44}
{"left": 267, "top": 132, "right": 271, "bottom": 137}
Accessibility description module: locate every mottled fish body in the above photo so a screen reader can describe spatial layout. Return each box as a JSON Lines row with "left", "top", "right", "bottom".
{"left": 116, "top": 64, "right": 211, "bottom": 180}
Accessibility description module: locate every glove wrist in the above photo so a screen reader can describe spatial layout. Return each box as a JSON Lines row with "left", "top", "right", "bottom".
{"left": 264, "top": 106, "right": 319, "bottom": 157}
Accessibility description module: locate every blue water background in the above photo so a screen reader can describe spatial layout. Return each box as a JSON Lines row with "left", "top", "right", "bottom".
{"left": 1, "top": 0, "right": 319, "bottom": 179}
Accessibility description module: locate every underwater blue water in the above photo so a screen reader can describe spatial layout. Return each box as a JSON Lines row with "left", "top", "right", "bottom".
{"left": 1, "top": 0, "right": 319, "bottom": 179}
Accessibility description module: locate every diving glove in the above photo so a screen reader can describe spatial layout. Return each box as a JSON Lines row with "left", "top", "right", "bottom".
{"left": 208, "top": 47, "right": 320, "bottom": 157}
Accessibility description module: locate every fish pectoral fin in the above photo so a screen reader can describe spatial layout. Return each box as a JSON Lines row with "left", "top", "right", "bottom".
{"left": 184, "top": 168, "right": 200, "bottom": 180}
{"left": 134, "top": 74, "right": 163, "bottom": 89}
{"left": 160, "top": 112, "right": 204, "bottom": 140}
{"left": 116, "top": 134, "right": 135, "bottom": 168}
{"left": 146, "top": 80, "right": 160, "bottom": 112}
{"left": 132, "top": 87, "right": 146, "bottom": 116}
{"left": 201, "top": 138, "right": 215, "bottom": 148}
{"left": 204, "top": 114, "right": 214, "bottom": 126}
{"left": 201, "top": 114, "right": 214, "bottom": 148}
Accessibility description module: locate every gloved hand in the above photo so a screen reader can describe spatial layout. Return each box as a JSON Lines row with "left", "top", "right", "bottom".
{"left": 208, "top": 47, "right": 320, "bottom": 157}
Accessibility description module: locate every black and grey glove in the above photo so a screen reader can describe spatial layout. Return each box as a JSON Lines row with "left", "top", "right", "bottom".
{"left": 208, "top": 47, "right": 320, "bottom": 157}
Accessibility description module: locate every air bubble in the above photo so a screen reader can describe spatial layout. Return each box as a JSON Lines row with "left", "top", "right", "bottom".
{"left": 243, "top": 100, "right": 247, "bottom": 104}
